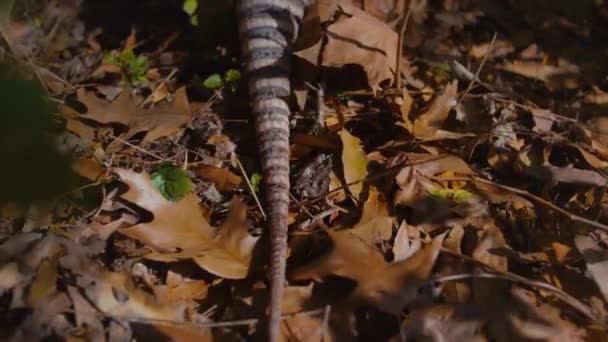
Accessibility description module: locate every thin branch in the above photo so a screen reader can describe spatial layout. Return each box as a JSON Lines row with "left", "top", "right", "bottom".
{"left": 456, "top": 32, "right": 497, "bottom": 107}
{"left": 430, "top": 272, "right": 600, "bottom": 325}
{"left": 394, "top": 4, "right": 413, "bottom": 89}
{"left": 236, "top": 157, "right": 266, "bottom": 219}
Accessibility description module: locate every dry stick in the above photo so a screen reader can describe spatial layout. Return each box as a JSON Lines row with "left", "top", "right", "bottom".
{"left": 236, "top": 157, "right": 267, "bottom": 219}
{"left": 431, "top": 272, "right": 600, "bottom": 325}
{"left": 394, "top": 3, "right": 414, "bottom": 89}
{"left": 436, "top": 175, "right": 608, "bottom": 232}
{"left": 106, "top": 308, "right": 325, "bottom": 329}
{"left": 321, "top": 305, "right": 332, "bottom": 342}
{"left": 456, "top": 32, "right": 497, "bottom": 107}
{"left": 108, "top": 134, "right": 166, "bottom": 161}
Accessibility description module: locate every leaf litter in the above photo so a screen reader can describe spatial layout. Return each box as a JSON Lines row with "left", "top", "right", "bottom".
{"left": 2, "top": 0, "right": 608, "bottom": 341}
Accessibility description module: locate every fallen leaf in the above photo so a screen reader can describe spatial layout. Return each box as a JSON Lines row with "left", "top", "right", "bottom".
{"left": 194, "top": 165, "right": 242, "bottom": 192}
{"left": 296, "top": 1, "right": 398, "bottom": 91}
{"left": 413, "top": 80, "right": 458, "bottom": 138}
{"left": 153, "top": 270, "right": 208, "bottom": 306}
{"left": 339, "top": 129, "right": 368, "bottom": 200}
{"left": 509, "top": 288, "right": 586, "bottom": 341}
{"left": 28, "top": 259, "right": 58, "bottom": 306}
{"left": 78, "top": 270, "right": 185, "bottom": 321}
{"left": 116, "top": 169, "right": 258, "bottom": 279}
{"left": 77, "top": 87, "right": 193, "bottom": 143}
{"left": 401, "top": 304, "right": 486, "bottom": 342}
{"left": 77, "top": 87, "right": 137, "bottom": 126}
{"left": 291, "top": 230, "right": 444, "bottom": 314}
{"left": 574, "top": 235, "right": 608, "bottom": 304}
{"left": 349, "top": 187, "right": 394, "bottom": 245}
{"left": 394, "top": 153, "right": 474, "bottom": 206}
{"left": 280, "top": 285, "right": 332, "bottom": 342}
{"left": 72, "top": 156, "right": 106, "bottom": 181}
{"left": 523, "top": 165, "right": 606, "bottom": 187}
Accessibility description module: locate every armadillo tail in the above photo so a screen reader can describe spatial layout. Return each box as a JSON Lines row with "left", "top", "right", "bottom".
{"left": 237, "top": 1, "right": 309, "bottom": 341}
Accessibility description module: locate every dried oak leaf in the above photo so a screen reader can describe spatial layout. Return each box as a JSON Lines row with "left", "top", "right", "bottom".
{"left": 77, "top": 270, "right": 185, "bottom": 322}
{"left": 291, "top": 230, "right": 444, "bottom": 314}
{"left": 194, "top": 165, "right": 242, "bottom": 192}
{"left": 115, "top": 168, "right": 258, "bottom": 279}
{"left": 280, "top": 284, "right": 334, "bottom": 342}
{"left": 77, "top": 87, "right": 193, "bottom": 143}
{"left": 296, "top": 1, "right": 398, "bottom": 91}
{"left": 349, "top": 187, "right": 394, "bottom": 245}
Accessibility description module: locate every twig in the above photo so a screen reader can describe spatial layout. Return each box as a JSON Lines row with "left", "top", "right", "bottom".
{"left": 322, "top": 305, "right": 332, "bottom": 342}
{"left": 106, "top": 308, "right": 325, "bottom": 329}
{"left": 236, "top": 157, "right": 266, "bottom": 219}
{"left": 430, "top": 272, "right": 600, "bottom": 325}
{"left": 394, "top": 4, "right": 413, "bottom": 89}
{"left": 108, "top": 135, "right": 166, "bottom": 161}
{"left": 456, "top": 32, "right": 497, "bottom": 107}
{"left": 435, "top": 175, "right": 608, "bottom": 232}
{"left": 294, "top": 207, "right": 341, "bottom": 231}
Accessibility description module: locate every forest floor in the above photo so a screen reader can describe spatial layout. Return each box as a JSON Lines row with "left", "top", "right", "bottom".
{"left": 1, "top": 0, "right": 608, "bottom": 341}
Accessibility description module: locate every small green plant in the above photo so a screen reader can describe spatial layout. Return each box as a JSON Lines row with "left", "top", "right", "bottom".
{"left": 182, "top": 0, "right": 198, "bottom": 26}
{"left": 250, "top": 173, "right": 262, "bottom": 193}
{"left": 151, "top": 164, "right": 193, "bottom": 201}
{"left": 203, "top": 69, "right": 241, "bottom": 92}
{"left": 104, "top": 49, "right": 149, "bottom": 84}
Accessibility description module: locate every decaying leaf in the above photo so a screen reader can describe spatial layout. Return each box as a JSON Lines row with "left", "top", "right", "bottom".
{"left": 115, "top": 168, "right": 258, "bottom": 279}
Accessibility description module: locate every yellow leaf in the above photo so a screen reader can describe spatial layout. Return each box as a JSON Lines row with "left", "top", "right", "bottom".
{"left": 339, "top": 129, "right": 368, "bottom": 200}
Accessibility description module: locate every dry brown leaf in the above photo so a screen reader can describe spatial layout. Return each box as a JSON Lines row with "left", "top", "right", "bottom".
{"left": 291, "top": 231, "right": 444, "bottom": 314}
{"left": 509, "top": 288, "right": 586, "bottom": 341}
{"left": 339, "top": 129, "right": 368, "bottom": 200}
{"left": 77, "top": 87, "right": 193, "bottom": 143}
{"left": 297, "top": 1, "right": 398, "bottom": 91}
{"left": 349, "top": 187, "right": 394, "bottom": 245}
{"left": 551, "top": 242, "right": 571, "bottom": 263}
{"left": 77, "top": 87, "right": 137, "bottom": 125}
{"left": 66, "top": 118, "right": 96, "bottom": 140}
{"left": 28, "top": 259, "right": 58, "bottom": 306}
{"left": 280, "top": 285, "right": 332, "bottom": 342}
{"left": 574, "top": 235, "right": 608, "bottom": 304}
{"left": 72, "top": 156, "right": 106, "bottom": 181}
{"left": 153, "top": 270, "right": 208, "bottom": 306}
{"left": 401, "top": 305, "right": 487, "bottom": 341}
{"left": 66, "top": 285, "right": 105, "bottom": 341}
{"left": 116, "top": 169, "right": 258, "bottom": 279}
{"left": 523, "top": 165, "right": 607, "bottom": 187}
{"left": 194, "top": 165, "right": 242, "bottom": 192}
{"left": 78, "top": 270, "right": 185, "bottom": 321}
{"left": 413, "top": 80, "right": 458, "bottom": 138}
